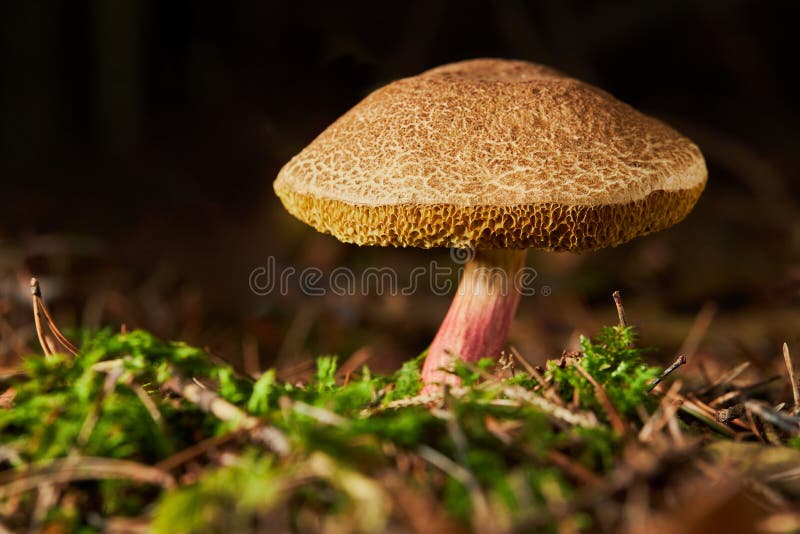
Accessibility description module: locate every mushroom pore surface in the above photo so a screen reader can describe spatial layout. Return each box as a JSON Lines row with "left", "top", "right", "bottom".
{"left": 274, "top": 58, "right": 706, "bottom": 251}
{"left": 276, "top": 184, "right": 703, "bottom": 251}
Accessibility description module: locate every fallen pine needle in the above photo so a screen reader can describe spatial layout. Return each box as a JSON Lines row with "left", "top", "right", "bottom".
{"left": 782, "top": 343, "right": 799, "bottom": 414}
{"left": 574, "top": 362, "right": 627, "bottom": 437}
{"left": 0, "top": 457, "right": 175, "bottom": 499}
{"left": 164, "top": 371, "right": 290, "bottom": 456}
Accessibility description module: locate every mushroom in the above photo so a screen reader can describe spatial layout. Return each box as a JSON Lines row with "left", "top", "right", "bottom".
{"left": 274, "top": 58, "right": 707, "bottom": 387}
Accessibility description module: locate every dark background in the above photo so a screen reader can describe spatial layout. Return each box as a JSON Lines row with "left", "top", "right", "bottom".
{"left": 1, "top": 1, "right": 798, "bottom": 377}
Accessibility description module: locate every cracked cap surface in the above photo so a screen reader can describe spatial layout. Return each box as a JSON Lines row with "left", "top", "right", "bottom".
{"left": 274, "top": 58, "right": 707, "bottom": 251}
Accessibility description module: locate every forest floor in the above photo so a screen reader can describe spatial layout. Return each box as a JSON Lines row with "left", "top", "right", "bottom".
{"left": 1, "top": 281, "right": 799, "bottom": 533}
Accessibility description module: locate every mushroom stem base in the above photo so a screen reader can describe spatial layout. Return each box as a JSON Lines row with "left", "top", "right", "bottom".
{"left": 421, "top": 248, "right": 528, "bottom": 387}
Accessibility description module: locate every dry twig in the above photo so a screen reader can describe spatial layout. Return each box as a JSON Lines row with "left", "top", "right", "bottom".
{"left": 508, "top": 346, "right": 537, "bottom": 377}
{"left": 290, "top": 399, "right": 349, "bottom": 427}
{"left": 0, "top": 457, "right": 175, "bottom": 499}
{"left": 30, "top": 277, "right": 79, "bottom": 357}
{"left": 30, "top": 279, "right": 50, "bottom": 358}
{"left": 573, "top": 362, "right": 627, "bottom": 437}
{"left": 648, "top": 354, "right": 687, "bottom": 392}
{"left": 709, "top": 375, "right": 781, "bottom": 408}
{"left": 640, "top": 381, "right": 683, "bottom": 442}
{"left": 716, "top": 403, "right": 746, "bottom": 424}
{"left": 612, "top": 290, "right": 627, "bottom": 328}
{"left": 376, "top": 384, "right": 599, "bottom": 429}
{"left": 702, "top": 361, "right": 751, "bottom": 396}
{"left": 782, "top": 343, "right": 799, "bottom": 414}
{"left": 745, "top": 401, "right": 800, "bottom": 435}
{"left": 164, "top": 371, "right": 290, "bottom": 456}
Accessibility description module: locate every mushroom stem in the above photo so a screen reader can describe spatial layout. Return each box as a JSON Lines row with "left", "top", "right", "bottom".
{"left": 422, "top": 248, "right": 528, "bottom": 386}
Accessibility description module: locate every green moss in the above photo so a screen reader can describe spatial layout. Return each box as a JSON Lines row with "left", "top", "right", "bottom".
{"left": 153, "top": 453, "right": 283, "bottom": 534}
{"left": 0, "top": 326, "right": 675, "bottom": 531}
{"left": 547, "top": 325, "right": 660, "bottom": 422}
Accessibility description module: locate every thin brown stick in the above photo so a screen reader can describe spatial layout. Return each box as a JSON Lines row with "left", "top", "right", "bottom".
{"left": 612, "top": 290, "right": 627, "bottom": 328}
{"left": 127, "top": 379, "right": 163, "bottom": 425}
{"left": 164, "top": 370, "right": 290, "bottom": 456}
{"left": 291, "top": 400, "right": 349, "bottom": 426}
{"left": 648, "top": 354, "right": 687, "bottom": 392}
{"left": 639, "top": 380, "right": 683, "bottom": 442}
{"left": 497, "top": 385, "right": 599, "bottom": 428}
{"left": 30, "top": 279, "right": 51, "bottom": 358}
{"left": 666, "top": 411, "right": 685, "bottom": 446}
{"left": 508, "top": 346, "right": 537, "bottom": 377}
{"left": 709, "top": 375, "right": 781, "bottom": 408}
{"left": 85, "top": 360, "right": 164, "bottom": 437}
{"left": 716, "top": 403, "right": 746, "bottom": 423}
{"left": 0, "top": 457, "right": 175, "bottom": 498}
{"left": 702, "top": 361, "right": 751, "bottom": 396}
{"left": 745, "top": 401, "right": 800, "bottom": 435}
{"left": 337, "top": 347, "right": 374, "bottom": 379}
{"left": 376, "top": 384, "right": 599, "bottom": 428}
{"left": 574, "top": 363, "right": 627, "bottom": 437}
{"left": 687, "top": 393, "right": 747, "bottom": 429}
{"left": 783, "top": 343, "right": 799, "bottom": 414}
{"left": 681, "top": 399, "right": 736, "bottom": 437}
{"left": 509, "top": 350, "right": 563, "bottom": 405}
{"left": 43, "top": 336, "right": 57, "bottom": 355}
{"left": 29, "top": 278, "right": 79, "bottom": 357}
{"left": 37, "top": 295, "right": 79, "bottom": 356}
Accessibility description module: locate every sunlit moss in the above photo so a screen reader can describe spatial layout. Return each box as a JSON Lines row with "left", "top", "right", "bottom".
{"left": 0, "top": 327, "right": 671, "bottom": 531}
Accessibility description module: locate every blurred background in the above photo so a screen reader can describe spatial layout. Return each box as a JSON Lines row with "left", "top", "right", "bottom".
{"left": 1, "top": 0, "right": 798, "bottom": 379}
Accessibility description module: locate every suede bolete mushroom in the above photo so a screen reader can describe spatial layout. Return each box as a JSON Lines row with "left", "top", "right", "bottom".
{"left": 274, "top": 58, "right": 707, "bottom": 387}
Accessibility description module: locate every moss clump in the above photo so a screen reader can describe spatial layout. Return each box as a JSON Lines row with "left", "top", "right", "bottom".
{"left": 0, "top": 326, "right": 679, "bottom": 532}
{"left": 548, "top": 326, "right": 660, "bottom": 419}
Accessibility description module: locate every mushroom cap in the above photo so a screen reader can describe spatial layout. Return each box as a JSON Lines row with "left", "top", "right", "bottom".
{"left": 274, "top": 58, "right": 706, "bottom": 251}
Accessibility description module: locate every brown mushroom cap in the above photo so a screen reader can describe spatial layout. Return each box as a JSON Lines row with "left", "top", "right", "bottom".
{"left": 274, "top": 58, "right": 706, "bottom": 251}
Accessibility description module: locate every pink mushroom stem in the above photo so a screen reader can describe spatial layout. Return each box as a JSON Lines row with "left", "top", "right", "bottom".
{"left": 421, "top": 248, "right": 528, "bottom": 387}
